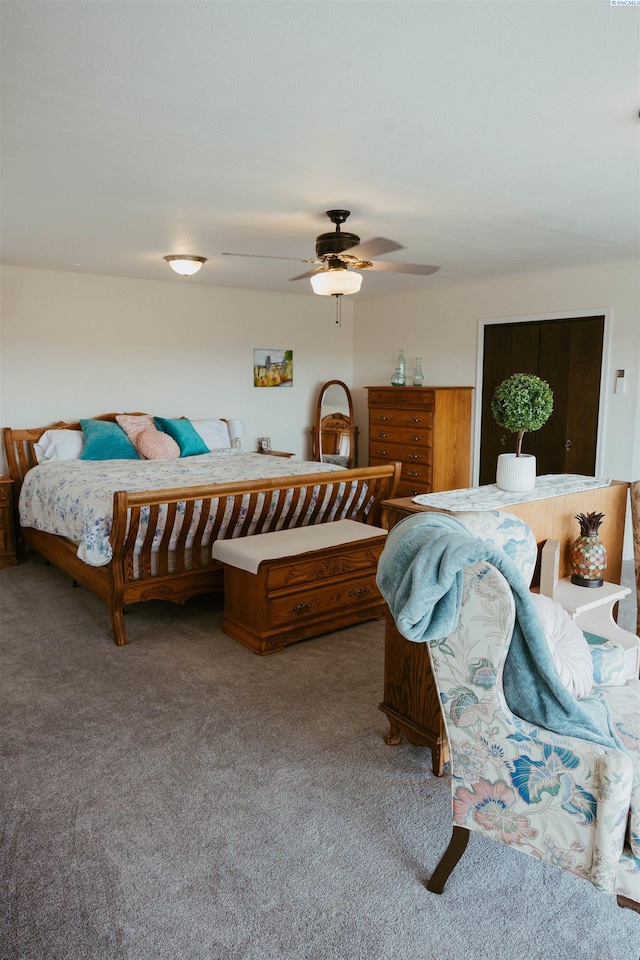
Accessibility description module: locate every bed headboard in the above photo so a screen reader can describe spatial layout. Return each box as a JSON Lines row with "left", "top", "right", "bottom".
{"left": 3, "top": 414, "right": 147, "bottom": 491}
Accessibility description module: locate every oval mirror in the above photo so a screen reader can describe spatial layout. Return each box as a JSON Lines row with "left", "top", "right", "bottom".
{"left": 312, "top": 380, "right": 358, "bottom": 468}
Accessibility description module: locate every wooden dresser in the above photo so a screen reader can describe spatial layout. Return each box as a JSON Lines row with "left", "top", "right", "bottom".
{"left": 378, "top": 479, "right": 630, "bottom": 776}
{"left": 366, "top": 387, "right": 473, "bottom": 498}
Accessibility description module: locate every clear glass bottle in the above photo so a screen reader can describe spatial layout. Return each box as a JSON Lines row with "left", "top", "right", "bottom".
{"left": 391, "top": 365, "right": 405, "bottom": 386}
{"left": 391, "top": 349, "right": 406, "bottom": 386}
{"left": 412, "top": 357, "right": 424, "bottom": 386}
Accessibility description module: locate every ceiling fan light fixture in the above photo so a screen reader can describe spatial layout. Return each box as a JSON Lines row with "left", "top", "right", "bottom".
{"left": 310, "top": 267, "right": 363, "bottom": 296}
{"left": 164, "top": 255, "right": 207, "bottom": 276}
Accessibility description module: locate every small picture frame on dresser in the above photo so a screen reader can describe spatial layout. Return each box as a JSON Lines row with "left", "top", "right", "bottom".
{"left": 259, "top": 438, "right": 272, "bottom": 452}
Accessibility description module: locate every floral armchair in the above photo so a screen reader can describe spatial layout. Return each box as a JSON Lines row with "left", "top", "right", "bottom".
{"left": 413, "top": 511, "right": 640, "bottom": 912}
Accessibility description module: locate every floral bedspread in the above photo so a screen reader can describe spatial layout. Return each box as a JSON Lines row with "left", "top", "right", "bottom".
{"left": 19, "top": 452, "right": 344, "bottom": 567}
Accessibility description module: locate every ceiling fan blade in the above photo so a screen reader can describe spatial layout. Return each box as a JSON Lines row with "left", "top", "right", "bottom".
{"left": 222, "top": 252, "right": 316, "bottom": 263}
{"left": 289, "top": 266, "right": 324, "bottom": 281}
{"left": 342, "top": 237, "right": 404, "bottom": 260}
{"left": 364, "top": 260, "right": 440, "bottom": 275}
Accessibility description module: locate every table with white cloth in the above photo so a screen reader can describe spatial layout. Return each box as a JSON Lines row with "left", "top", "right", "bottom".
{"left": 382, "top": 474, "right": 629, "bottom": 584}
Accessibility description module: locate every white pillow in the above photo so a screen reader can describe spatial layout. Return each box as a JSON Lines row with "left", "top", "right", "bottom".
{"left": 34, "top": 429, "right": 84, "bottom": 463}
{"left": 530, "top": 593, "right": 594, "bottom": 699}
{"left": 191, "top": 419, "right": 231, "bottom": 450}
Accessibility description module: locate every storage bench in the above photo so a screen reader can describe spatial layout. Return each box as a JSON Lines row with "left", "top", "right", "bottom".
{"left": 212, "top": 520, "right": 388, "bottom": 655}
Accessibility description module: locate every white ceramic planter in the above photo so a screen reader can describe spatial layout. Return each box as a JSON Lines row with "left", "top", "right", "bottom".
{"left": 496, "top": 453, "right": 536, "bottom": 493}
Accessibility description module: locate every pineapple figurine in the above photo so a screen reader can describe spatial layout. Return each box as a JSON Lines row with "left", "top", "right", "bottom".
{"left": 569, "top": 512, "right": 607, "bottom": 587}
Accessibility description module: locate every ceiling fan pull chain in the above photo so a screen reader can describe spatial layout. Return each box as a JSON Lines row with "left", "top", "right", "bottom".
{"left": 334, "top": 293, "right": 342, "bottom": 326}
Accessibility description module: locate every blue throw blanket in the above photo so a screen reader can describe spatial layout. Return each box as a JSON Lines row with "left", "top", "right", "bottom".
{"left": 376, "top": 512, "right": 621, "bottom": 751}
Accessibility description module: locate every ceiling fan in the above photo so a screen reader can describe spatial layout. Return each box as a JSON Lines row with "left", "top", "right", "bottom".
{"left": 222, "top": 209, "right": 440, "bottom": 296}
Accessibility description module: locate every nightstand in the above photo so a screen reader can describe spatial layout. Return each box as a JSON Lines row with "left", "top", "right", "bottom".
{"left": 0, "top": 477, "right": 17, "bottom": 568}
{"left": 257, "top": 450, "right": 295, "bottom": 459}
{"left": 552, "top": 577, "right": 638, "bottom": 679}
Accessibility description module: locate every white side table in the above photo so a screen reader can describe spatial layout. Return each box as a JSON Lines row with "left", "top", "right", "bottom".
{"left": 552, "top": 578, "right": 639, "bottom": 679}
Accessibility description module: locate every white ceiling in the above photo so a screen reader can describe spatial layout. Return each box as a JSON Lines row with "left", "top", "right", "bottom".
{"left": 1, "top": 1, "right": 639, "bottom": 300}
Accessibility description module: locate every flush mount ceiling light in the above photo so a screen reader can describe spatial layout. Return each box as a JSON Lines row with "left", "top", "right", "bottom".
{"left": 310, "top": 263, "right": 363, "bottom": 296}
{"left": 164, "top": 255, "right": 207, "bottom": 276}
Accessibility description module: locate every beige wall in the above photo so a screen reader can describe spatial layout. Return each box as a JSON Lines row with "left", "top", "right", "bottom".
{"left": 0, "top": 265, "right": 354, "bottom": 467}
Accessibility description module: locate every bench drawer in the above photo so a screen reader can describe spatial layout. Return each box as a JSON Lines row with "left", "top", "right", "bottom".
{"left": 269, "top": 572, "right": 381, "bottom": 627}
{"left": 265, "top": 538, "right": 385, "bottom": 591}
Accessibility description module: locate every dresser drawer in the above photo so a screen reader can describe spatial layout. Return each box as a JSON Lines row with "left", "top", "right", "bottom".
{"left": 395, "top": 479, "right": 432, "bottom": 498}
{"left": 368, "top": 388, "right": 435, "bottom": 409}
{"left": 369, "top": 441, "right": 432, "bottom": 465}
{"left": 370, "top": 424, "right": 433, "bottom": 449}
{"left": 400, "top": 462, "right": 432, "bottom": 486}
{"left": 369, "top": 408, "right": 434, "bottom": 430}
{"left": 370, "top": 457, "right": 432, "bottom": 494}
{"left": 269, "top": 572, "right": 381, "bottom": 628}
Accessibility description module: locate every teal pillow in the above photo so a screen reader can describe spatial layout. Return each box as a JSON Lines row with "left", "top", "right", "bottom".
{"left": 80, "top": 419, "right": 140, "bottom": 460}
{"left": 154, "top": 417, "right": 209, "bottom": 458}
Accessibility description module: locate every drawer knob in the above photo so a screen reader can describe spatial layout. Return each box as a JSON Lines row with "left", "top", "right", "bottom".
{"left": 349, "top": 586, "right": 372, "bottom": 598}
{"left": 376, "top": 432, "right": 389, "bottom": 439}
{"left": 409, "top": 435, "right": 421, "bottom": 442}
{"left": 409, "top": 417, "right": 421, "bottom": 423}
{"left": 408, "top": 471, "right": 420, "bottom": 477}
{"left": 376, "top": 415, "right": 389, "bottom": 421}
{"left": 376, "top": 449, "right": 388, "bottom": 456}
{"left": 408, "top": 453, "right": 421, "bottom": 460}
{"left": 289, "top": 602, "right": 314, "bottom": 615}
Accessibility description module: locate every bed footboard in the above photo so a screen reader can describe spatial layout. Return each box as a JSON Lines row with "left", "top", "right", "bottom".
{"left": 86, "top": 464, "right": 402, "bottom": 645}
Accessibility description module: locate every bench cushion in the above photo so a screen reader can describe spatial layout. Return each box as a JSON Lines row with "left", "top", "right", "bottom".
{"left": 212, "top": 519, "right": 387, "bottom": 574}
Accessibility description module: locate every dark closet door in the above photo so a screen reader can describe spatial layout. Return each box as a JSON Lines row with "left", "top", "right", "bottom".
{"left": 479, "top": 316, "right": 604, "bottom": 485}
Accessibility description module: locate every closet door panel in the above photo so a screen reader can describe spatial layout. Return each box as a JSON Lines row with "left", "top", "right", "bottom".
{"left": 536, "top": 320, "right": 571, "bottom": 473}
{"left": 479, "top": 322, "right": 540, "bottom": 484}
{"left": 563, "top": 316, "right": 604, "bottom": 475}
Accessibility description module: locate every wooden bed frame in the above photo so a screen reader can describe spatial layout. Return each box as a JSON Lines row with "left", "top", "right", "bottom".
{"left": 4, "top": 416, "right": 400, "bottom": 646}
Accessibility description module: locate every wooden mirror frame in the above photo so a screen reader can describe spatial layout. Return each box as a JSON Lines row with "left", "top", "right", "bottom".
{"left": 311, "top": 379, "right": 358, "bottom": 468}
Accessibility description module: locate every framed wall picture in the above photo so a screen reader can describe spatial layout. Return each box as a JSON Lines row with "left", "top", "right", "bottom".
{"left": 253, "top": 349, "right": 293, "bottom": 387}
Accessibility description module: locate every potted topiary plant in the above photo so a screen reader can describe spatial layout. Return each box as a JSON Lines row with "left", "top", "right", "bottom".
{"left": 491, "top": 372, "right": 554, "bottom": 492}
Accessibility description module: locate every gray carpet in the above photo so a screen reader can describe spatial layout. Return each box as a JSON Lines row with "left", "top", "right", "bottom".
{"left": 1, "top": 556, "right": 638, "bottom": 960}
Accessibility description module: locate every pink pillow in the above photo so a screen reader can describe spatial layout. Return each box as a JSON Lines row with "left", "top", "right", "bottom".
{"left": 115, "top": 414, "right": 180, "bottom": 460}
{"left": 116, "top": 414, "right": 154, "bottom": 442}
{"left": 135, "top": 427, "right": 180, "bottom": 460}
